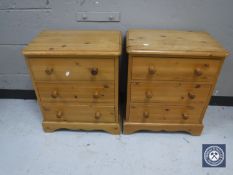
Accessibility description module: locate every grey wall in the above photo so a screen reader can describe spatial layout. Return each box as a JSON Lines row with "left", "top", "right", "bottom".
{"left": 0, "top": 0, "right": 233, "bottom": 96}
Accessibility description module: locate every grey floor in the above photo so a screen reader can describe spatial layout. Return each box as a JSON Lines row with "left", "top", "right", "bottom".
{"left": 0, "top": 99, "right": 232, "bottom": 175}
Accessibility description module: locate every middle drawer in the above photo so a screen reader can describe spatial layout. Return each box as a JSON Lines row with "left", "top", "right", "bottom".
{"left": 37, "top": 82, "right": 114, "bottom": 103}
{"left": 131, "top": 82, "right": 211, "bottom": 103}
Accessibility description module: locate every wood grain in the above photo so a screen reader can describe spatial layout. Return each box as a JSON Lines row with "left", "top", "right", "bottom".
{"left": 127, "top": 29, "right": 228, "bottom": 58}
{"left": 129, "top": 103, "right": 204, "bottom": 123}
{"left": 114, "top": 57, "right": 119, "bottom": 122}
{"left": 36, "top": 82, "right": 114, "bottom": 103}
{"left": 42, "top": 102, "right": 115, "bottom": 123}
{"left": 124, "top": 122, "right": 203, "bottom": 136}
{"left": 28, "top": 58, "right": 114, "bottom": 81}
{"left": 132, "top": 57, "right": 221, "bottom": 82}
{"left": 43, "top": 121, "right": 120, "bottom": 134}
{"left": 130, "top": 82, "right": 211, "bottom": 103}
{"left": 23, "top": 30, "right": 122, "bottom": 56}
{"left": 125, "top": 29, "right": 228, "bottom": 135}
{"left": 23, "top": 30, "right": 121, "bottom": 134}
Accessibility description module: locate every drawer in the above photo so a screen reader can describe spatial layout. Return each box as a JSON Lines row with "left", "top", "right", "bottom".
{"left": 129, "top": 103, "right": 203, "bottom": 123}
{"left": 42, "top": 103, "right": 115, "bottom": 123}
{"left": 131, "top": 82, "right": 211, "bottom": 103}
{"left": 132, "top": 57, "right": 220, "bottom": 82}
{"left": 28, "top": 58, "right": 114, "bottom": 81}
{"left": 37, "top": 82, "right": 114, "bottom": 103}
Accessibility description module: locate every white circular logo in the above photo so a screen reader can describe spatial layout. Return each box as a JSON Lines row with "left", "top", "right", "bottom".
{"left": 204, "top": 146, "right": 224, "bottom": 166}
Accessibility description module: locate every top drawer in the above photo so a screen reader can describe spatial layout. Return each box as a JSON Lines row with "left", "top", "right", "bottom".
{"left": 132, "top": 57, "right": 221, "bottom": 82}
{"left": 28, "top": 58, "right": 114, "bottom": 81}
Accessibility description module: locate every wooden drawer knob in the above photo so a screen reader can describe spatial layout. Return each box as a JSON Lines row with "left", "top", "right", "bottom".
{"left": 51, "top": 90, "right": 59, "bottom": 98}
{"left": 182, "top": 113, "right": 189, "bottom": 120}
{"left": 188, "top": 92, "right": 196, "bottom": 99}
{"left": 93, "top": 91, "right": 100, "bottom": 98}
{"left": 56, "top": 111, "right": 63, "bottom": 118}
{"left": 143, "top": 111, "right": 149, "bottom": 119}
{"left": 148, "top": 65, "right": 156, "bottom": 75}
{"left": 194, "top": 68, "right": 203, "bottom": 76}
{"left": 91, "top": 67, "right": 98, "bottom": 76}
{"left": 45, "top": 67, "right": 54, "bottom": 75}
{"left": 95, "top": 111, "right": 101, "bottom": 119}
{"left": 145, "top": 90, "right": 153, "bottom": 99}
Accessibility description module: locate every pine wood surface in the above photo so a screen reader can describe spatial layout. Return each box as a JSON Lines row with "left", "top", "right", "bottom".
{"left": 132, "top": 57, "right": 221, "bottom": 82}
{"left": 23, "top": 30, "right": 122, "bottom": 56}
{"left": 124, "top": 122, "right": 203, "bottom": 136}
{"left": 125, "top": 29, "right": 228, "bottom": 135}
{"left": 130, "top": 81, "right": 211, "bottom": 103}
{"left": 23, "top": 30, "right": 121, "bottom": 134}
{"left": 43, "top": 121, "right": 120, "bottom": 134}
{"left": 28, "top": 58, "right": 115, "bottom": 81}
{"left": 128, "top": 103, "right": 204, "bottom": 123}
{"left": 127, "top": 29, "right": 228, "bottom": 58}
{"left": 36, "top": 82, "right": 115, "bottom": 103}
{"left": 42, "top": 102, "right": 115, "bottom": 123}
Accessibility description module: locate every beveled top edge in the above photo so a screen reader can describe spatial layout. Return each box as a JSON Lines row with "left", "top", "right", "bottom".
{"left": 23, "top": 30, "right": 122, "bottom": 57}
{"left": 127, "top": 29, "right": 229, "bottom": 58}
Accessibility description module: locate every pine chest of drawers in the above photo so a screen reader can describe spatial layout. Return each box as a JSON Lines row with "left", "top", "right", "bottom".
{"left": 23, "top": 30, "right": 122, "bottom": 134}
{"left": 125, "top": 29, "right": 228, "bottom": 135}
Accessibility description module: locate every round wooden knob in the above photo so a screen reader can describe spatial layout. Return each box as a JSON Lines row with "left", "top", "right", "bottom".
{"left": 91, "top": 67, "right": 98, "bottom": 76}
{"left": 194, "top": 68, "right": 202, "bottom": 76}
{"left": 45, "top": 67, "right": 54, "bottom": 75}
{"left": 188, "top": 92, "right": 196, "bottom": 99}
{"left": 51, "top": 90, "right": 59, "bottom": 98}
{"left": 145, "top": 90, "right": 153, "bottom": 99}
{"left": 143, "top": 111, "right": 149, "bottom": 119}
{"left": 148, "top": 65, "right": 156, "bottom": 75}
{"left": 56, "top": 111, "right": 63, "bottom": 118}
{"left": 93, "top": 91, "right": 100, "bottom": 98}
{"left": 95, "top": 111, "right": 101, "bottom": 119}
{"left": 182, "top": 113, "right": 189, "bottom": 120}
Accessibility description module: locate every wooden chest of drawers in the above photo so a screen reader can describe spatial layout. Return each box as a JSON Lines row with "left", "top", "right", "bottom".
{"left": 23, "top": 30, "right": 121, "bottom": 134}
{"left": 125, "top": 29, "right": 228, "bottom": 135}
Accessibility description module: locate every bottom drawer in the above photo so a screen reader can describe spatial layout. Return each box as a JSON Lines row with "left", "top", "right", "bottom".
{"left": 42, "top": 103, "right": 115, "bottom": 123}
{"left": 129, "top": 103, "right": 204, "bottom": 123}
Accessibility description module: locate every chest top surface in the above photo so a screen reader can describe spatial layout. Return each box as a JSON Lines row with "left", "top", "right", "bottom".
{"left": 23, "top": 30, "right": 122, "bottom": 57}
{"left": 127, "top": 29, "right": 228, "bottom": 58}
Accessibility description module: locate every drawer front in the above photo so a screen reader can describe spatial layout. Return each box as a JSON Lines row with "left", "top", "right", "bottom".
{"left": 132, "top": 57, "right": 220, "bottom": 82}
{"left": 42, "top": 103, "right": 115, "bottom": 123}
{"left": 28, "top": 58, "right": 114, "bottom": 81}
{"left": 37, "top": 82, "right": 114, "bottom": 103}
{"left": 129, "top": 103, "right": 203, "bottom": 123}
{"left": 131, "top": 82, "right": 211, "bottom": 103}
